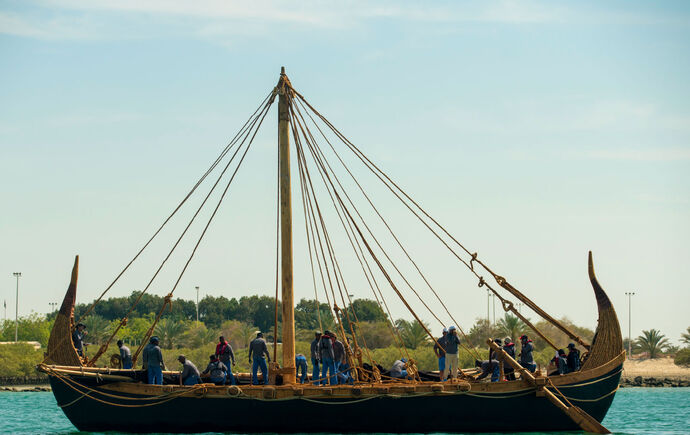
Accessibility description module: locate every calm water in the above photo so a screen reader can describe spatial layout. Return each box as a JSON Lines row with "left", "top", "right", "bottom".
{"left": 0, "top": 388, "right": 688, "bottom": 434}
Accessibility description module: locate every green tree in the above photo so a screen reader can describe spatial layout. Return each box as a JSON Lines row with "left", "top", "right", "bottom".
{"left": 396, "top": 319, "right": 431, "bottom": 349}
{"left": 354, "top": 321, "right": 395, "bottom": 349}
{"left": 295, "top": 298, "right": 334, "bottom": 331}
{"left": 681, "top": 327, "right": 690, "bottom": 346}
{"left": 83, "top": 314, "right": 112, "bottom": 345}
{"left": 182, "top": 322, "right": 216, "bottom": 348}
{"left": 467, "top": 318, "right": 500, "bottom": 347}
{"left": 496, "top": 313, "right": 527, "bottom": 342}
{"left": 154, "top": 318, "right": 186, "bottom": 349}
{"left": 636, "top": 329, "right": 669, "bottom": 359}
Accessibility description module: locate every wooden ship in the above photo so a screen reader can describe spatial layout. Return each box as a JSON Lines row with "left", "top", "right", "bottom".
{"left": 39, "top": 69, "right": 624, "bottom": 433}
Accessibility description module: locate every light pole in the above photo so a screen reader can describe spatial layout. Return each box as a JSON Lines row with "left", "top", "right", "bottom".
{"left": 13, "top": 272, "right": 21, "bottom": 342}
{"left": 487, "top": 290, "right": 491, "bottom": 323}
{"left": 625, "top": 292, "right": 635, "bottom": 359}
{"left": 49, "top": 302, "right": 58, "bottom": 313}
{"left": 517, "top": 302, "right": 524, "bottom": 314}
{"left": 195, "top": 286, "right": 200, "bottom": 323}
{"left": 492, "top": 293, "right": 496, "bottom": 325}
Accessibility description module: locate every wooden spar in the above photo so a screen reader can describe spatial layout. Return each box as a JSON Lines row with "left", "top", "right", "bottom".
{"left": 486, "top": 340, "right": 610, "bottom": 434}
{"left": 278, "top": 67, "right": 296, "bottom": 384}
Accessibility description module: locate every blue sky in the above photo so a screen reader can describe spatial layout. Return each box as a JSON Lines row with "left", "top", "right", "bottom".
{"left": 1, "top": 1, "right": 689, "bottom": 345}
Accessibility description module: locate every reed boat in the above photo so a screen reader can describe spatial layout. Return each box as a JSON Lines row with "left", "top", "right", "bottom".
{"left": 39, "top": 69, "right": 623, "bottom": 433}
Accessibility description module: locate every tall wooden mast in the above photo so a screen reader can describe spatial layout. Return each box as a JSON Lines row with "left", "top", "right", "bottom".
{"left": 278, "top": 67, "right": 296, "bottom": 384}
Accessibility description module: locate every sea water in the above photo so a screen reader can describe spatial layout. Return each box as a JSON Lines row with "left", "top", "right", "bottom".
{"left": 0, "top": 388, "right": 688, "bottom": 434}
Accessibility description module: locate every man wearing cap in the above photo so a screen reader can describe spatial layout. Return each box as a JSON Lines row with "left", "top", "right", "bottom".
{"left": 390, "top": 358, "right": 409, "bottom": 379}
{"left": 142, "top": 336, "right": 166, "bottom": 385}
{"left": 318, "top": 330, "right": 336, "bottom": 385}
{"left": 178, "top": 355, "right": 200, "bottom": 385}
{"left": 117, "top": 339, "right": 133, "bottom": 369}
{"left": 433, "top": 328, "right": 448, "bottom": 376}
{"left": 72, "top": 323, "right": 87, "bottom": 357}
{"left": 518, "top": 335, "right": 536, "bottom": 373}
{"left": 442, "top": 326, "right": 461, "bottom": 381}
{"left": 502, "top": 337, "right": 516, "bottom": 380}
{"left": 310, "top": 331, "right": 322, "bottom": 385}
{"left": 248, "top": 332, "right": 271, "bottom": 385}
{"left": 202, "top": 354, "right": 228, "bottom": 385}
{"left": 566, "top": 343, "right": 581, "bottom": 373}
{"left": 329, "top": 331, "right": 348, "bottom": 384}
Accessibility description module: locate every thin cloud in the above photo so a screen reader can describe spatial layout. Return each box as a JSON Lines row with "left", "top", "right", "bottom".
{"left": 587, "top": 147, "right": 690, "bottom": 162}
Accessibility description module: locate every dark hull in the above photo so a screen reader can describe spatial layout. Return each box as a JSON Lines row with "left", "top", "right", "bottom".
{"left": 50, "top": 364, "right": 621, "bottom": 433}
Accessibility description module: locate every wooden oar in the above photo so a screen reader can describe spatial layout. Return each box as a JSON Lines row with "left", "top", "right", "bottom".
{"left": 486, "top": 340, "right": 610, "bottom": 434}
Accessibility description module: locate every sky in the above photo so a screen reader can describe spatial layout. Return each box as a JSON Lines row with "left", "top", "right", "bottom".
{"left": 1, "top": 1, "right": 689, "bottom": 346}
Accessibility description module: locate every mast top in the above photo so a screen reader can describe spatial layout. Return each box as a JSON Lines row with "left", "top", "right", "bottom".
{"left": 281, "top": 66, "right": 286, "bottom": 75}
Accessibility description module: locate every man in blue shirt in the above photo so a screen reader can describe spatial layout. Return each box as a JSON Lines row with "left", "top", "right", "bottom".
{"left": 433, "top": 328, "right": 448, "bottom": 376}
{"left": 442, "top": 326, "right": 461, "bottom": 381}
{"left": 295, "top": 353, "right": 308, "bottom": 383}
{"left": 247, "top": 332, "right": 271, "bottom": 385}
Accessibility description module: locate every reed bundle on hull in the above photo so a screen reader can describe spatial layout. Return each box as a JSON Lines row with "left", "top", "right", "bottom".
{"left": 40, "top": 69, "right": 623, "bottom": 433}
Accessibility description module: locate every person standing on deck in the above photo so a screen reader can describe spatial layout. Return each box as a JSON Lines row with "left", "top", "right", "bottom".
{"left": 295, "top": 353, "right": 308, "bottom": 383}
{"left": 310, "top": 331, "right": 322, "bottom": 385}
{"left": 248, "top": 332, "right": 271, "bottom": 385}
{"left": 318, "top": 330, "right": 336, "bottom": 385}
{"left": 215, "top": 336, "right": 236, "bottom": 385}
{"left": 117, "top": 339, "right": 133, "bottom": 369}
{"left": 142, "top": 336, "right": 166, "bottom": 385}
{"left": 566, "top": 343, "right": 581, "bottom": 373}
{"left": 177, "top": 355, "right": 200, "bottom": 385}
{"left": 518, "top": 335, "right": 536, "bottom": 373}
{"left": 330, "top": 331, "right": 347, "bottom": 384}
{"left": 202, "top": 354, "right": 228, "bottom": 385}
{"left": 502, "top": 337, "right": 516, "bottom": 380}
{"left": 72, "top": 323, "right": 87, "bottom": 357}
{"left": 433, "top": 328, "right": 448, "bottom": 376}
{"left": 488, "top": 338, "right": 502, "bottom": 382}
{"left": 442, "top": 326, "right": 461, "bottom": 381}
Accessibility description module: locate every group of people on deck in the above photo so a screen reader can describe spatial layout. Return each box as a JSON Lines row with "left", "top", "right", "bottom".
{"left": 309, "top": 330, "right": 354, "bottom": 385}
{"left": 73, "top": 321, "right": 582, "bottom": 386}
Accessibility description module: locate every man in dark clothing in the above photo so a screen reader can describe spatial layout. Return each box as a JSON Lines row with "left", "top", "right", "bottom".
{"left": 310, "top": 331, "right": 322, "bottom": 385}
{"left": 502, "top": 337, "right": 516, "bottom": 381}
{"left": 330, "top": 332, "right": 348, "bottom": 385}
{"left": 552, "top": 349, "right": 568, "bottom": 375}
{"left": 72, "top": 323, "right": 87, "bottom": 357}
{"left": 202, "top": 354, "right": 227, "bottom": 385}
{"left": 566, "top": 343, "right": 581, "bottom": 373}
{"left": 318, "top": 330, "right": 336, "bottom": 385}
{"left": 178, "top": 355, "right": 200, "bottom": 385}
{"left": 518, "top": 334, "right": 536, "bottom": 373}
{"left": 433, "top": 328, "right": 448, "bottom": 375}
{"left": 215, "top": 336, "right": 236, "bottom": 385}
{"left": 487, "top": 338, "right": 502, "bottom": 382}
{"left": 474, "top": 359, "right": 500, "bottom": 382}
{"left": 248, "top": 332, "right": 270, "bottom": 385}
{"left": 142, "top": 336, "right": 165, "bottom": 385}
{"left": 117, "top": 339, "right": 133, "bottom": 369}
{"left": 442, "top": 326, "right": 461, "bottom": 381}
{"left": 295, "top": 353, "right": 308, "bottom": 384}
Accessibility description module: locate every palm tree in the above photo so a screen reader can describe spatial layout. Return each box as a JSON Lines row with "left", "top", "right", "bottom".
{"left": 496, "top": 313, "right": 527, "bottom": 342}
{"left": 636, "top": 329, "right": 669, "bottom": 359}
{"left": 153, "top": 318, "right": 186, "bottom": 349}
{"left": 396, "top": 319, "right": 430, "bottom": 349}
{"left": 237, "top": 323, "right": 259, "bottom": 348}
{"left": 83, "top": 315, "right": 111, "bottom": 345}
{"left": 681, "top": 327, "right": 690, "bottom": 346}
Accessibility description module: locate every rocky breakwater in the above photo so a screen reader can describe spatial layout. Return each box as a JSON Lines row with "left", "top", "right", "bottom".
{"left": 620, "top": 357, "right": 690, "bottom": 388}
{"left": 620, "top": 376, "right": 689, "bottom": 388}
